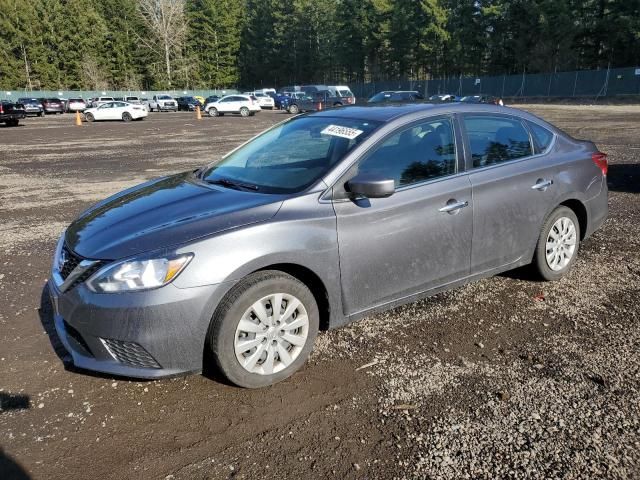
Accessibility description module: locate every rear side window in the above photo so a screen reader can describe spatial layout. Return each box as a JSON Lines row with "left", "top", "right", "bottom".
{"left": 357, "top": 117, "right": 457, "bottom": 187}
{"left": 527, "top": 121, "right": 554, "bottom": 152}
{"left": 464, "top": 116, "right": 532, "bottom": 168}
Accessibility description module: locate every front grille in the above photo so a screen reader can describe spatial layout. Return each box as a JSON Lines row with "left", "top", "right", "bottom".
{"left": 102, "top": 339, "right": 161, "bottom": 369}
{"left": 59, "top": 245, "right": 104, "bottom": 289}
{"left": 63, "top": 320, "right": 94, "bottom": 357}
{"left": 60, "top": 245, "right": 81, "bottom": 280}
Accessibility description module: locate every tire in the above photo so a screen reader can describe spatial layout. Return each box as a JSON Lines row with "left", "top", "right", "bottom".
{"left": 207, "top": 270, "right": 319, "bottom": 388}
{"left": 240, "top": 107, "right": 250, "bottom": 117}
{"left": 7, "top": 119, "right": 19, "bottom": 127}
{"left": 288, "top": 104, "right": 299, "bottom": 114}
{"left": 533, "top": 206, "right": 580, "bottom": 281}
{"left": 84, "top": 113, "right": 94, "bottom": 122}
{"left": 208, "top": 107, "right": 218, "bottom": 117}
{"left": 333, "top": 102, "right": 343, "bottom": 107}
{"left": 38, "top": 112, "right": 43, "bottom": 117}
{"left": 249, "top": 112, "right": 256, "bottom": 116}
{"left": 122, "top": 112, "right": 132, "bottom": 122}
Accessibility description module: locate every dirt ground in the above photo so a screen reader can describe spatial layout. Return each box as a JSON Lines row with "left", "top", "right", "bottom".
{"left": 0, "top": 105, "right": 638, "bottom": 480}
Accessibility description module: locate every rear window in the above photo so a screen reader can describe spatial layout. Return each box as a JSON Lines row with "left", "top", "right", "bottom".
{"left": 464, "top": 116, "right": 533, "bottom": 168}
{"left": 527, "top": 121, "right": 554, "bottom": 152}
{"left": 338, "top": 89, "right": 353, "bottom": 97}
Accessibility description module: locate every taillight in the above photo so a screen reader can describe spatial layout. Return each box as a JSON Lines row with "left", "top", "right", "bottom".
{"left": 0, "top": 104, "right": 3, "bottom": 114}
{"left": 592, "top": 152, "right": 608, "bottom": 176}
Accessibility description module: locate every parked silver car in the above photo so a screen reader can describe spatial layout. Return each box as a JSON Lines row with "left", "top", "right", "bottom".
{"left": 48, "top": 103, "right": 607, "bottom": 388}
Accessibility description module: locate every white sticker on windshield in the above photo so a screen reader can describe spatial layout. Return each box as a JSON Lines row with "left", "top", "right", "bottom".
{"left": 321, "top": 125, "right": 363, "bottom": 140}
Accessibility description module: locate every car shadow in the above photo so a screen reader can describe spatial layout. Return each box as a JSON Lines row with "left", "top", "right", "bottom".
{"left": 607, "top": 163, "right": 640, "bottom": 194}
{"left": 498, "top": 264, "right": 543, "bottom": 282}
{"left": 0, "top": 393, "right": 32, "bottom": 479}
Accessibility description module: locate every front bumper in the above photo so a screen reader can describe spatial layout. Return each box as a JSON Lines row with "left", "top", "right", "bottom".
{"left": 48, "top": 277, "right": 226, "bottom": 379}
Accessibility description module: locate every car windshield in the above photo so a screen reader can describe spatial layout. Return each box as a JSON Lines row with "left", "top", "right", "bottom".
{"left": 157, "top": 95, "right": 172, "bottom": 100}
{"left": 368, "top": 92, "right": 392, "bottom": 102}
{"left": 201, "top": 116, "right": 381, "bottom": 194}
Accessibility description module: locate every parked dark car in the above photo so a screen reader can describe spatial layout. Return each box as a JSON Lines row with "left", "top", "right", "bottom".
{"left": 40, "top": 98, "right": 65, "bottom": 114}
{"left": 204, "top": 95, "right": 220, "bottom": 105}
{"left": 367, "top": 91, "right": 424, "bottom": 103}
{"left": 286, "top": 90, "right": 345, "bottom": 114}
{"left": 0, "top": 100, "right": 26, "bottom": 126}
{"left": 269, "top": 92, "right": 290, "bottom": 109}
{"left": 49, "top": 103, "right": 608, "bottom": 388}
{"left": 176, "top": 96, "right": 202, "bottom": 111}
{"left": 18, "top": 98, "right": 44, "bottom": 116}
{"left": 460, "top": 95, "right": 499, "bottom": 105}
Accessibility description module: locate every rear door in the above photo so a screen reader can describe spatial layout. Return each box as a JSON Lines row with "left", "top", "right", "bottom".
{"left": 462, "top": 114, "right": 559, "bottom": 273}
{"left": 333, "top": 116, "right": 472, "bottom": 315}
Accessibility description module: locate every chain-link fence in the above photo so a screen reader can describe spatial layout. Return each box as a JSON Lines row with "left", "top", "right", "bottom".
{"left": 0, "top": 88, "right": 237, "bottom": 102}
{"left": 2, "top": 66, "right": 639, "bottom": 102}
{"left": 350, "top": 66, "right": 640, "bottom": 100}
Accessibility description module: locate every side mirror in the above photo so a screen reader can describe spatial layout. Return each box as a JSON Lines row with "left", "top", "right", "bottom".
{"left": 346, "top": 173, "right": 395, "bottom": 198}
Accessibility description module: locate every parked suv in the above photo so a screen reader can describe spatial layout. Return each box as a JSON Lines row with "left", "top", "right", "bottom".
{"left": 40, "top": 98, "right": 65, "bottom": 114}
{"left": 18, "top": 98, "right": 44, "bottom": 116}
{"left": 48, "top": 103, "right": 608, "bottom": 388}
{"left": 204, "top": 95, "right": 260, "bottom": 117}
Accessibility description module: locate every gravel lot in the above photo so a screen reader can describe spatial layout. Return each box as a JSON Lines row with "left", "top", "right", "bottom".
{"left": 0, "top": 105, "right": 638, "bottom": 479}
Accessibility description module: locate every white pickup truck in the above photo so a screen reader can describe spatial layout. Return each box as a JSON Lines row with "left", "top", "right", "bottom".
{"left": 147, "top": 95, "right": 178, "bottom": 112}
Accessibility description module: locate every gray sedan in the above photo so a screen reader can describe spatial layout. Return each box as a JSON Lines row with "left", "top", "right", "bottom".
{"left": 48, "top": 103, "right": 608, "bottom": 387}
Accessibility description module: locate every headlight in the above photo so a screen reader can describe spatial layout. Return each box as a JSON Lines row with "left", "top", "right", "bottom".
{"left": 87, "top": 253, "right": 193, "bottom": 293}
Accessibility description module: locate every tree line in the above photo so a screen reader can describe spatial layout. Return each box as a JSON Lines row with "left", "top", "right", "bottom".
{"left": 0, "top": 0, "right": 638, "bottom": 91}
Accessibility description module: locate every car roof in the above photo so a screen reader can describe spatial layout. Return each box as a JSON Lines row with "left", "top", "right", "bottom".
{"left": 308, "top": 103, "right": 532, "bottom": 123}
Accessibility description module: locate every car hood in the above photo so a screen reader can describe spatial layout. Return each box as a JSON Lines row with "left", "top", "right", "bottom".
{"left": 65, "top": 172, "right": 285, "bottom": 259}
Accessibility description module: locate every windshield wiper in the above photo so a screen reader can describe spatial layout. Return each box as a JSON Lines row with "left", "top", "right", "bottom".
{"left": 205, "top": 177, "right": 260, "bottom": 191}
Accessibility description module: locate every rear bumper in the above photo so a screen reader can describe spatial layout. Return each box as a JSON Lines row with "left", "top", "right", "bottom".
{"left": 0, "top": 112, "right": 26, "bottom": 121}
{"left": 584, "top": 176, "right": 608, "bottom": 239}
{"left": 47, "top": 277, "right": 226, "bottom": 379}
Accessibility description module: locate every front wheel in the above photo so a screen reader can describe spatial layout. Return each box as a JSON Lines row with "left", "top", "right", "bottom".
{"left": 208, "top": 107, "right": 218, "bottom": 117}
{"left": 533, "top": 206, "right": 580, "bottom": 281}
{"left": 207, "top": 271, "right": 319, "bottom": 388}
{"left": 288, "top": 104, "right": 299, "bottom": 114}
{"left": 84, "top": 113, "right": 94, "bottom": 122}
{"left": 239, "top": 107, "right": 250, "bottom": 117}
{"left": 122, "top": 112, "right": 132, "bottom": 122}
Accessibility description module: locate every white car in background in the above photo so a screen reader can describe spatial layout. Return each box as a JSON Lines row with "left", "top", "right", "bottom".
{"left": 204, "top": 95, "right": 261, "bottom": 117}
{"left": 83, "top": 101, "right": 148, "bottom": 122}
{"left": 252, "top": 92, "right": 275, "bottom": 109}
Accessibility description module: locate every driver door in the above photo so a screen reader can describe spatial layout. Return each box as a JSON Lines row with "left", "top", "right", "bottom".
{"left": 97, "top": 102, "right": 116, "bottom": 120}
{"left": 333, "top": 116, "right": 472, "bottom": 315}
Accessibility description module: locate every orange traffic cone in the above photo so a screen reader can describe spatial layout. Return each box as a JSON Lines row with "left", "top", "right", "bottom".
{"left": 75, "top": 110, "right": 82, "bottom": 126}
{"left": 196, "top": 105, "right": 202, "bottom": 120}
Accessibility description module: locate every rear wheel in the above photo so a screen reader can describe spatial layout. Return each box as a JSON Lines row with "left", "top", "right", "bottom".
{"left": 84, "top": 113, "right": 94, "bottom": 122}
{"left": 208, "top": 107, "right": 218, "bottom": 117}
{"left": 6, "top": 119, "right": 19, "bottom": 127}
{"left": 533, "top": 206, "right": 580, "bottom": 281}
{"left": 122, "top": 112, "right": 132, "bottom": 122}
{"left": 206, "top": 271, "right": 319, "bottom": 388}
{"left": 240, "top": 107, "right": 250, "bottom": 117}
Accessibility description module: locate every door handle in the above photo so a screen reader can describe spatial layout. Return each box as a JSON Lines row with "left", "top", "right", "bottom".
{"left": 439, "top": 200, "right": 469, "bottom": 213}
{"left": 531, "top": 179, "right": 553, "bottom": 190}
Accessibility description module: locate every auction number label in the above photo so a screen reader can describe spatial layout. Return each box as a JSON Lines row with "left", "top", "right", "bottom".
{"left": 321, "top": 125, "right": 364, "bottom": 140}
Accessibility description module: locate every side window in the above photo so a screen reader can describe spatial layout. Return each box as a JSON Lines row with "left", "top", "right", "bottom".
{"left": 527, "top": 121, "right": 554, "bottom": 153}
{"left": 357, "top": 118, "right": 457, "bottom": 187}
{"left": 464, "top": 116, "right": 533, "bottom": 168}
